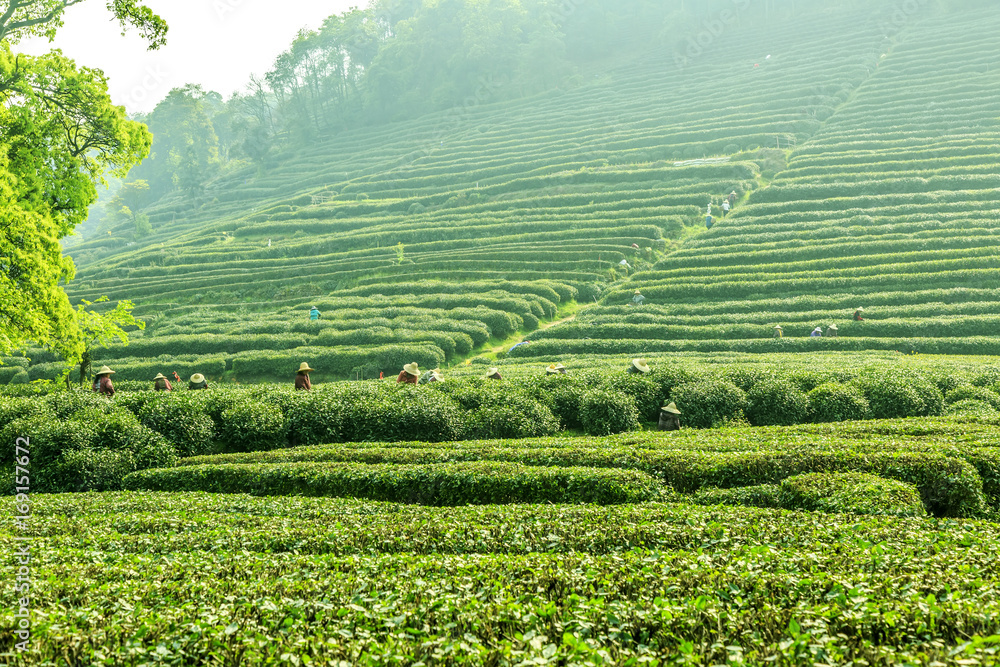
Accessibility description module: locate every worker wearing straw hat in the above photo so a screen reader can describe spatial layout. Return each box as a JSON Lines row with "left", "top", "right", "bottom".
{"left": 295, "top": 362, "right": 314, "bottom": 391}
{"left": 854, "top": 307, "right": 865, "bottom": 322}
{"left": 545, "top": 363, "right": 567, "bottom": 376}
{"left": 810, "top": 327, "right": 823, "bottom": 338}
{"left": 485, "top": 367, "right": 503, "bottom": 380}
{"left": 188, "top": 373, "right": 209, "bottom": 390}
{"left": 397, "top": 362, "right": 421, "bottom": 385}
{"left": 658, "top": 402, "right": 681, "bottom": 431}
{"left": 628, "top": 359, "right": 651, "bottom": 374}
{"left": 153, "top": 373, "right": 172, "bottom": 392}
{"left": 773, "top": 325, "right": 783, "bottom": 339}
{"left": 425, "top": 368, "right": 445, "bottom": 383}
{"left": 826, "top": 324, "right": 839, "bottom": 338}
{"left": 632, "top": 289, "right": 645, "bottom": 305}
{"left": 92, "top": 366, "right": 116, "bottom": 396}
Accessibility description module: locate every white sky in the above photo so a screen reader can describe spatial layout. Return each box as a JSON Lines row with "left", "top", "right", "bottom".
{"left": 17, "top": 0, "right": 369, "bottom": 114}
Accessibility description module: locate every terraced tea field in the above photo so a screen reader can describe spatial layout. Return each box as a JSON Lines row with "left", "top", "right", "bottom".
{"left": 522, "top": 8, "right": 1000, "bottom": 360}
{"left": 6, "top": 2, "right": 924, "bottom": 382}
{"left": 5, "top": 415, "right": 1000, "bottom": 664}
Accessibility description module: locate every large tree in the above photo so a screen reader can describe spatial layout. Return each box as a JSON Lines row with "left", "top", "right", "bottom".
{"left": 0, "top": 1, "right": 164, "bottom": 358}
{"left": 0, "top": 0, "right": 167, "bottom": 47}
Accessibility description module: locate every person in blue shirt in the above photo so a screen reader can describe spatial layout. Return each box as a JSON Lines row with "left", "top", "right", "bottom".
{"left": 309, "top": 306, "right": 320, "bottom": 321}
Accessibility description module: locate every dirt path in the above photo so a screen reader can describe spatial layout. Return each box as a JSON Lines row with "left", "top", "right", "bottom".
{"left": 490, "top": 314, "right": 577, "bottom": 355}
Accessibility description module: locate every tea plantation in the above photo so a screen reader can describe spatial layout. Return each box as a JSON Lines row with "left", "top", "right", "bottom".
{"left": 6, "top": 1, "right": 1000, "bottom": 663}
{"left": 4, "top": 362, "right": 1000, "bottom": 662}
{"left": 520, "top": 6, "right": 1000, "bottom": 359}
{"left": 4, "top": 0, "right": 958, "bottom": 383}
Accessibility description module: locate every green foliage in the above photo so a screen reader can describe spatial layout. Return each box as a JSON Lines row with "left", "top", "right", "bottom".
{"left": 11, "top": 491, "right": 1000, "bottom": 664}
{"left": 691, "top": 484, "right": 783, "bottom": 509}
{"left": 746, "top": 380, "right": 810, "bottom": 426}
{"left": 808, "top": 382, "right": 870, "bottom": 422}
{"left": 124, "top": 461, "right": 664, "bottom": 506}
{"left": 945, "top": 399, "right": 998, "bottom": 420}
{"left": 778, "top": 472, "right": 927, "bottom": 517}
{"left": 946, "top": 384, "right": 1000, "bottom": 410}
{"left": 137, "top": 395, "right": 216, "bottom": 457}
{"left": 220, "top": 401, "right": 287, "bottom": 452}
{"left": 579, "top": 389, "right": 640, "bottom": 436}
{"left": 852, "top": 375, "right": 927, "bottom": 420}
{"left": 671, "top": 380, "right": 748, "bottom": 429}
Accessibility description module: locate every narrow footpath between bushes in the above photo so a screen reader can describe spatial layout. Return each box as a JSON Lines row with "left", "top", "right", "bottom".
{"left": 476, "top": 307, "right": 581, "bottom": 363}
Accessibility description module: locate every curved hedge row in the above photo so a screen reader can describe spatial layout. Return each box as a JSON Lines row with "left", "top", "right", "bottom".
{"left": 123, "top": 461, "right": 665, "bottom": 506}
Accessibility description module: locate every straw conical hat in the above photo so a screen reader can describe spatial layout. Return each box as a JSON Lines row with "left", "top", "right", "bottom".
{"left": 546, "top": 364, "right": 560, "bottom": 374}
{"left": 403, "top": 362, "right": 421, "bottom": 376}
{"left": 662, "top": 402, "right": 681, "bottom": 414}
{"left": 828, "top": 324, "right": 838, "bottom": 330}
{"left": 486, "top": 367, "right": 500, "bottom": 377}
{"left": 430, "top": 370, "right": 444, "bottom": 381}
{"left": 632, "top": 358, "right": 650, "bottom": 373}
{"left": 634, "top": 289, "right": 642, "bottom": 294}
{"left": 774, "top": 325, "right": 783, "bottom": 330}
{"left": 855, "top": 306, "right": 865, "bottom": 311}
{"left": 297, "top": 362, "right": 314, "bottom": 373}
{"left": 153, "top": 373, "right": 166, "bottom": 381}
{"left": 190, "top": 373, "right": 205, "bottom": 383}
{"left": 95, "top": 366, "right": 115, "bottom": 376}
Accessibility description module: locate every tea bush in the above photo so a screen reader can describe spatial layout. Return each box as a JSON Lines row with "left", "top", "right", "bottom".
{"left": 852, "top": 375, "right": 926, "bottom": 419}
{"left": 220, "top": 401, "right": 287, "bottom": 452}
{"left": 778, "top": 472, "right": 927, "bottom": 517}
{"left": 746, "top": 380, "right": 810, "bottom": 426}
{"left": 671, "top": 380, "right": 748, "bottom": 429}
{"left": 138, "top": 395, "right": 217, "bottom": 457}
{"left": 124, "top": 461, "right": 665, "bottom": 505}
{"left": 579, "top": 389, "right": 641, "bottom": 436}
{"left": 808, "top": 382, "right": 870, "bottom": 422}
{"left": 945, "top": 384, "right": 1000, "bottom": 410}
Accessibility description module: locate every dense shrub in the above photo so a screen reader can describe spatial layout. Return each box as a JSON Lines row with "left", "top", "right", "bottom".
{"left": 671, "top": 380, "right": 748, "bottom": 429}
{"left": 808, "top": 382, "right": 870, "bottom": 422}
{"left": 579, "top": 389, "right": 640, "bottom": 436}
{"left": 852, "top": 376, "right": 925, "bottom": 419}
{"left": 604, "top": 373, "right": 662, "bottom": 421}
{"left": 945, "top": 384, "right": 1000, "bottom": 410}
{"left": 2, "top": 408, "right": 176, "bottom": 492}
{"left": 220, "top": 401, "right": 287, "bottom": 452}
{"left": 778, "top": 472, "right": 927, "bottom": 517}
{"left": 528, "top": 375, "right": 588, "bottom": 429}
{"left": 691, "top": 484, "right": 782, "bottom": 509}
{"left": 138, "top": 395, "right": 217, "bottom": 457}
{"left": 124, "top": 461, "right": 665, "bottom": 506}
{"left": 285, "top": 392, "right": 345, "bottom": 446}
{"left": 721, "top": 365, "right": 779, "bottom": 393}
{"left": 945, "top": 399, "right": 998, "bottom": 420}
{"left": 746, "top": 381, "right": 810, "bottom": 426}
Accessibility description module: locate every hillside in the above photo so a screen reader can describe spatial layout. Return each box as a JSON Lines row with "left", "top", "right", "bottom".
{"left": 520, "top": 5, "right": 1000, "bottom": 359}
{"left": 6, "top": 0, "right": 996, "bottom": 383}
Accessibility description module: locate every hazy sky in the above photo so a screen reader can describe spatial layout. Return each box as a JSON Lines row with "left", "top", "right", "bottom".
{"left": 17, "top": 0, "right": 369, "bottom": 114}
